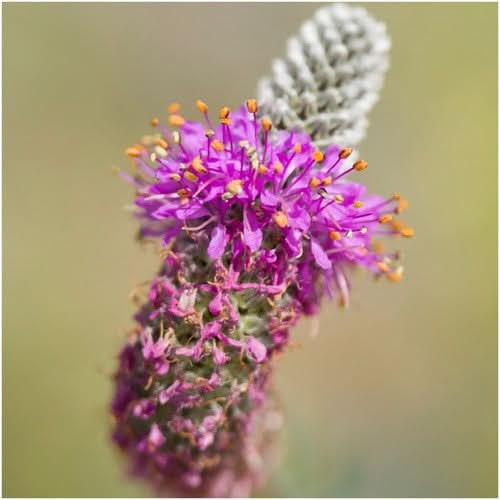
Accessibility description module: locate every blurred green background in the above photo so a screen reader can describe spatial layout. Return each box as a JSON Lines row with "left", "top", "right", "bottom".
{"left": 3, "top": 2, "right": 497, "bottom": 497}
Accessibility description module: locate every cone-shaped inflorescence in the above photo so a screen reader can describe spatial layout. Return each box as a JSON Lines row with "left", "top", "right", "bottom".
{"left": 111, "top": 101, "right": 411, "bottom": 496}
{"left": 257, "top": 4, "right": 391, "bottom": 150}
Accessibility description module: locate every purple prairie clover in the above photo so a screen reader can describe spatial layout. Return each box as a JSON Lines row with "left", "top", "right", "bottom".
{"left": 111, "top": 99, "right": 412, "bottom": 496}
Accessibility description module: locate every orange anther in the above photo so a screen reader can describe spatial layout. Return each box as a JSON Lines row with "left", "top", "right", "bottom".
{"left": 395, "top": 199, "right": 409, "bottom": 214}
{"left": 177, "top": 188, "right": 190, "bottom": 197}
{"left": 169, "top": 114, "right": 185, "bottom": 127}
{"left": 353, "top": 160, "right": 368, "bottom": 171}
{"left": 211, "top": 140, "right": 225, "bottom": 152}
{"left": 393, "top": 192, "right": 401, "bottom": 201}
{"left": 155, "top": 138, "right": 168, "bottom": 149}
{"left": 273, "top": 211, "right": 289, "bottom": 228}
{"left": 339, "top": 147, "right": 353, "bottom": 159}
{"left": 309, "top": 177, "right": 321, "bottom": 188}
{"left": 272, "top": 161, "right": 283, "bottom": 174}
{"left": 379, "top": 214, "right": 393, "bottom": 224}
{"left": 329, "top": 231, "right": 341, "bottom": 241}
{"left": 125, "top": 145, "right": 145, "bottom": 157}
{"left": 246, "top": 99, "right": 258, "bottom": 113}
{"left": 261, "top": 117, "right": 272, "bottom": 131}
{"left": 387, "top": 267, "right": 404, "bottom": 283}
{"left": 150, "top": 117, "right": 159, "bottom": 126}
{"left": 191, "top": 156, "right": 207, "bottom": 174}
{"left": 400, "top": 227, "right": 414, "bottom": 238}
{"left": 377, "top": 261, "right": 390, "bottom": 273}
{"left": 219, "top": 106, "right": 231, "bottom": 119}
{"left": 312, "top": 150, "right": 324, "bottom": 162}
{"left": 220, "top": 118, "right": 232, "bottom": 125}
{"left": 184, "top": 171, "right": 198, "bottom": 183}
{"left": 196, "top": 99, "right": 208, "bottom": 114}
{"left": 258, "top": 164, "right": 268, "bottom": 174}
{"left": 322, "top": 176, "right": 333, "bottom": 186}
{"left": 168, "top": 102, "right": 180, "bottom": 114}
{"left": 293, "top": 143, "right": 302, "bottom": 153}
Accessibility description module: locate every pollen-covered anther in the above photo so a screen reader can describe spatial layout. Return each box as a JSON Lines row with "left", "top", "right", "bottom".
{"left": 395, "top": 199, "right": 409, "bottom": 214}
{"left": 339, "top": 147, "right": 353, "bottom": 159}
{"left": 387, "top": 266, "right": 404, "bottom": 282}
{"left": 169, "top": 114, "right": 185, "bottom": 127}
{"left": 211, "top": 140, "right": 225, "bottom": 152}
{"left": 219, "top": 107, "right": 231, "bottom": 120}
{"left": 176, "top": 188, "right": 190, "bottom": 198}
{"left": 169, "top": 173, "right": 181, "bottom": 181}
{"left": 293, "top": 143, "right": 302, "bottom": 153}
{"left": 246, "top": 99, "right": 258, "bottom": 113}
{"left": 150, "top": 117, "right": 159, "bottom": 127}
{"left": 273, "top": 161, "right": 284, "bottom": 173}
{"left": 196, "top": 99, "right": 208, "bottom": 114}
{"left": 273, "top": 211, "right": 289, "bottom": 228}
{"left": 155, "top": 138, "right": 168, "bottom": 149}
{"left": 125, "top": 145, "right": 145, "bottom": 158}
{"left": 191, "top": 156, "right": 207, "bottom": 174}
{"left": 400, "top": 227, "right": 414, "bottom": 238}
{"left": 154, "top": 146, "right": 168, "bottom": 158}
{"left": 353, "top": 160, "right": 368, "bottom": 171}
{"left": 393, "top": 192, "right": 401, "bottom": 201}
{"left": 309, "top": 177, "right": 321, "bottom": 188}
{"left": 226, "top": 179, "right": 243, "bottom": 195}
{"left": 167, "top": 102, "right": 180, "bottom": 114}
{"left": 377, "top": 261, "right": 390, "bottom": 273}
{"left": 353, "top": 200, "right": 363, "bottom": 208}
{"left": 329, "top": 231, "right": 341, "bottom": 240}
{"left": 334, "top": 194, "right": 344, "bottom": 203}
{"left": 312, "top": 150, "right": 324, "bottom": 162}
{"left": 322, "top": 176, "right": 332, "bottom": 186}
{"left": 258, "top": 164, "right": 268, "bottom": 174}
{"left": 220, "top": 118, "right": 232, "bottom": 125}
{"left": 261, "top": 117, "right": 273, "bottom": 131}
{"left": 184, "top": 171, "right": 198, "bottom": 183}
{"left": 379, "top": 214, "right": 393, "bottom": 224}
{"left": 205, "top": 129, "right": 215, "bottom": 138}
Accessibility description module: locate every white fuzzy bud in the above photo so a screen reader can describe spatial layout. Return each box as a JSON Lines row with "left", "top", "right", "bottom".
{"left": 257, "top": 3, "right": 390, "bottom": 149}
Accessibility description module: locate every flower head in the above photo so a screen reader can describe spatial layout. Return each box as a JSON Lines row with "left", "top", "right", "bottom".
{"left": 112, "top": 100, "right": 411, "bottom": 495}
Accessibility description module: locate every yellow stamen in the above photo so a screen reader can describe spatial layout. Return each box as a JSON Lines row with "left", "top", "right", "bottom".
{"left": 329, "top": 231, "right": 341, "bottom": 241}
{"left": 379, "top": 214, "right": 393, "bottom": 224}
{"left": 377, "top": 261, "right": 390, "bottom": 273}
{"left": 169, "top": 114, "right": 185, "bottom": 127}
{"left": 125, "top": 145, "right": 145, "bottom": 158}
{"left": 312, "top": 150, "right": 324, "bottom": 162}
{"left": 184, "top": 171, "right": 198, "bottom": 183}
{"left": 387, "top": 266, "right": 404, "bottom": 283}
{"left": 169, "top": 173, "right": 181, "bottom": 181}
{"left": 220, "top": 118, "right": 231, "bottom": 125}
{"left": 273, "top": 211, "right": 288, "bottom": 228}
{"left": 196, "top": 99, "right": 208, "bottom": 114}
{"left": 390, "top": 219, "right": 405, "bottom": 232}
{"left": 191, "top": 156, "right": 207, "bottom": 174}
{"left": 177, "top": 188, "right": 190, "bottom": 197}
{"left": 353, "top": 200, "right": 363, "bottom": 208}
{"left": 334, "top": 194, "right": 344, "bottom": 203}
{"left": 168, "top": 102, "right": 180, "bottom": 114}
{"left": 400, "top": 227, "right": 414, "bottom": 238}
{"left": 339, "top": 147, "right": 353, "bottom": 159}
{"left": 211, "top": 140, "right": 225, "bottom": 152}
{"left": 258, "top": 164, "right": 268, "bottom": 174}
{"left": 150, "top": 117, "right": 159, "bottom": 127}
{"left": 246, "top": 99, "right": 258, "bottom": 113}
{"left": 155, "top": 138, "right": 168, "bottom": 149}
{"left": 261, "top": 117, "right": 272, "bottom": 131}
{"left": 395, "top": 199, "right": 409, "bottom": 214}
{"left": 273, "top": 161, "right": 283, "bottom": 174}
{"left": 293, "top": 143, "right": 302, "bottom": 153}
{"left": 219, "top": 106, "right": 231, "bottom": 119}
{"left": 226, "top": 179, "right": 243, "bottom": 195}
{"left": 322, "top": 176, "right": 332, "bottom": 186}
{"left": 393, "top": 192, "right": 401, "bottom": 201}
{"left": 309, "top": 177, "right": 321, "bottom": 188}
{"left": 353, "top": 160, "right": 368, "bottom": 171}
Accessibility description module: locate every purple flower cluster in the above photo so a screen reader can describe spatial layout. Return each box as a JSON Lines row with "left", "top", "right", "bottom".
{"left": 111, "top": 100, "right": 412, "bottom": 496}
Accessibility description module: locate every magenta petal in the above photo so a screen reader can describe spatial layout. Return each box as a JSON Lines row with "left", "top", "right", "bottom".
{"left": 242, "top": 207, "right": 262, "bottom": 252}
{"left": 311, "top": 239, "right": 332, "bottom": 270}
{"left": 207, "top": 225, "right": 227, "bottom": 260}
{"left": 247, "top": 337, "right": 267, "bottom": 363}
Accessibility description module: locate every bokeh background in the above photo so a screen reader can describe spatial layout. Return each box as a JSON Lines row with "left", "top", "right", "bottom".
{"left": 3, "top": 2, "right": 497, "bottom": 497}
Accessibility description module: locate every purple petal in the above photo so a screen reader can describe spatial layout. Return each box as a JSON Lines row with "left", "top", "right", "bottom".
{"left": 311, "top": 239, "right": 332, "bottom": 270}
{"left": 207, "top": 225, "right": 227, "bottom": 260}
{"left": 247, "top": 337, "right": 267, "bottom": 363}
{"left": 242, "top": 207, "right": 262, "bottom": 252}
